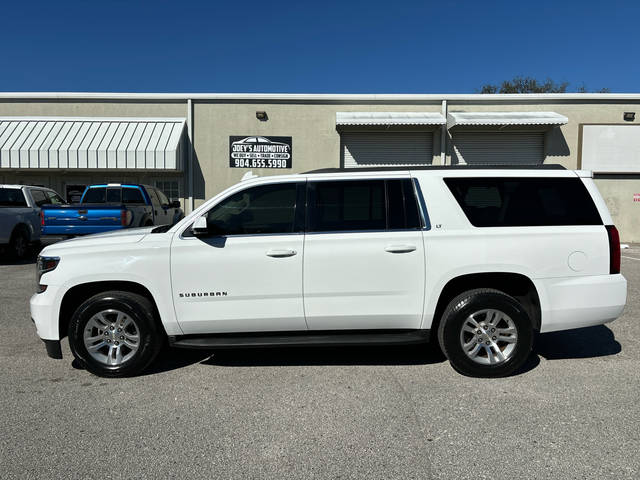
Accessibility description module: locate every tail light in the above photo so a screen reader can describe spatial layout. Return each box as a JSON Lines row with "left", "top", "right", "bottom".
{"left": 120, "top": 210, "right": 132, "bottom": 226}
{"left": 40, "top": 210, "right": 44, "bottom": 226}
{"left": 605, "top": 225, "right": 620, "bottom": 274}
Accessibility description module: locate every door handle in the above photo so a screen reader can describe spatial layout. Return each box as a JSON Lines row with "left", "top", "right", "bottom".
{"left": 384, "top": 245, "right": 416, "bottom": 254}
{"left": 266, "top": 249, "right": 297, "bottom": 258}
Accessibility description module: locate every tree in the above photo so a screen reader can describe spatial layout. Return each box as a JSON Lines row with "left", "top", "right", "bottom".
{"left": 479, "top": 76, "right": 608, "bottom": 93}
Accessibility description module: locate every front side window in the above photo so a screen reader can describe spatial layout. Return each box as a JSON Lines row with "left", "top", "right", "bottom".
{"left": 45, "top": 191, "right": 65, "bottom": 205}
{"left": 205, "top": 183, "right": 298, "bottom": 235}
{"left": 30, "top": 189, "right": 48, "bottom": 207}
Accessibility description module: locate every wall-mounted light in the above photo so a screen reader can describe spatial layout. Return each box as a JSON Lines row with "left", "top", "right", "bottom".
{"left": 256, "top": 111, "right": 268, "bottom": 121}
{"left": 623, "top": 112, "right": 635, "bottom": 122}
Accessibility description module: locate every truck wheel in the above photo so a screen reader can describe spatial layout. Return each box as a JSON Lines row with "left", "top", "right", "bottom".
{"left": 437, "top": 289, "right": 533, "bottom": 378}
{"left": 68, "top": 291, "right": 163, "bottom": 378}
{"left": 9, "top": 227, "right": 29, "bottom": 260}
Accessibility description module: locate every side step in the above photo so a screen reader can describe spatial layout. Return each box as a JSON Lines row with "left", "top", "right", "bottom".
{"left": 169, "top": 329, "right": 430, "bottom": 350}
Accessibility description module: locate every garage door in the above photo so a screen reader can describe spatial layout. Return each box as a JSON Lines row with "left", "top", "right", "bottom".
{"left": 453, "top": 132, "right": 544, "bottom": 165}
{"left": 342, "top": 132, "right": 433, "bottom": 168}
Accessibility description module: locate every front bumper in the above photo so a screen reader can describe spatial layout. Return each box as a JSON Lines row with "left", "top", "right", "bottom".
{"left": 43, "top": 339, "right": 62, "bottom": 359}
{"left": 30, "top": 285, "right": 62, "bottom": 338}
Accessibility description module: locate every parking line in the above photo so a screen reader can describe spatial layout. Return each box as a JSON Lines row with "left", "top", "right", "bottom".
{"left": 622, "top": 255, "right": 640, "bottom": 261}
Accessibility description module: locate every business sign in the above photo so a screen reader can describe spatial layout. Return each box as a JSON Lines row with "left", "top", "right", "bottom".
{"left": 229, "top": 136, "right": 292, "bottom": 169}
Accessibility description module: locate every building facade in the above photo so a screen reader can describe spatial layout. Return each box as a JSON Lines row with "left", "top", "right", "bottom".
{"left": 0, "top": 92, "right": 638, "bottom": 241}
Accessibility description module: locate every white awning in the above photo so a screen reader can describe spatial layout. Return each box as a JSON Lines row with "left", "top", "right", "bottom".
{"left": 337, "top": 112, "right": 446, "bottom": 126}
{"left": 0, "top": 117, "right": 186, "bottom": 170}
{"left": 447, "top": 111, "right": 568, "bottom": 128}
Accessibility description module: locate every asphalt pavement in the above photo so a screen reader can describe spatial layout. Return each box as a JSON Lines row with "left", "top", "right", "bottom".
{"left": 0, "top": 246, "right": 639, "bottom": 479}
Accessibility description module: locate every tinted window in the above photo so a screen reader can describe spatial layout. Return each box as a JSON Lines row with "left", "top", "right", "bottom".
{"left": 122, "top": 188, "right": 145, "bottom": 204}
{"left": 155, "top": 189, "right": 169, "bottom": 205}
{"left": 387, "top": 179, "right": 421, "bottom": 230}
{"left": 0, "top": 188, "right": 27, "bottom": 207}
{"left": 206, "top": 183, "right": 298, "bottom": 235}
{"left": 308, "top": 180, "right": 385, "bottom": 232}
{"left": 147, "top": 188, "right": 160, "bottom": 205}
{"left": 444, "top": 177, "right": 602, "bottom": 227}
{"left": 82, "top": 188, "right": 106, "bottom": 203}
{"left": 30, "top": 189, "right": 48, "bottom": 207}
{"left": 308, "top": 179, "right": 421, "bottom": 232}
{"left": 45, "top": 191, "right": 65, "bottom": 205}
{"left": 106, "top": 188, "right": 121, "bottom": 203}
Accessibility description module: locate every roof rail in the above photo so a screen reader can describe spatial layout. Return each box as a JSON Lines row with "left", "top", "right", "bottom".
{"left": 303, "top": 164, "right": 567, "bottom": 174}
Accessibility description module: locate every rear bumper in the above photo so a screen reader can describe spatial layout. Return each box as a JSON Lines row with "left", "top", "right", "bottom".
{"left": 43, "top": 225, "right": 125, "bottom": 235}
{"left": 537, "top": 274, "right": 627, "bottom": 333}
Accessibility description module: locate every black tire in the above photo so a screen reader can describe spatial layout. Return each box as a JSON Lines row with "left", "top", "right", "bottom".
{"left": 68, "top": 290, "right": 163, "bottom": 377}
{"left": 9, "top": 226, "right": 30, "bottom": 260}
{"left": 437, "top": 288, "right": 533, "bottom": 378}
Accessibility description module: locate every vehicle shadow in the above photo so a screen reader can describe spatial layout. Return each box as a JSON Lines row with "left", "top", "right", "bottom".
{"left": 534, "top": 324, "right": 621, "bottom": 360}
{"left": 202, "top": 343, "right": 447, "bottom": 368}
{"left": 100, "top": 324, "right": 621, "bottom": 378}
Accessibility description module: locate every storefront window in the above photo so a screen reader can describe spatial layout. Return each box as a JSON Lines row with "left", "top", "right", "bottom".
{"left": 155, "top": 180, "right": 180, "bottom": 202}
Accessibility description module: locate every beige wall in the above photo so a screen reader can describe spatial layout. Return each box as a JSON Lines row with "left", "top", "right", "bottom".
{"left": 191, "top": 102, "right": 443, "bottom": 204}
{"left": 594, "top": 178, "right": 640, "bottom": 243}
{"left": 0, "top": 97, "right": 638, "bottom": 241}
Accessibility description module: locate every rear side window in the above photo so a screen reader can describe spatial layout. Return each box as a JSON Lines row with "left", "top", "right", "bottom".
{"left": 122, "top": 188, "right": 145, "bottom": 204}
{"left": 82, "top": 188, "right": 106, "bottom": 203}
{"left": 0, "top": 188, "right": 27, "bottom": 207}
{"left": 444, "top": 177, "right": 602, "bottom": 227}
{"left": 307, "top": 179, "right": 421, "bottom": 232}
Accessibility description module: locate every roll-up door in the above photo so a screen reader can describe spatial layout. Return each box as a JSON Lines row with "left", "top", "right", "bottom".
{"left": 452, "top": 132, "right": 544, "bottom": 165}
{"left": 342, "top": 132, "right": 433, "bottom": 168}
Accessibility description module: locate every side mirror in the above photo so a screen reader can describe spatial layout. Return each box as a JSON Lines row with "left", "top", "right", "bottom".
{"left": 170, "top": 200, "right": 181, "bottom": 209}
{"left": 191, "top": 215, "right": 208, "bottom": 235}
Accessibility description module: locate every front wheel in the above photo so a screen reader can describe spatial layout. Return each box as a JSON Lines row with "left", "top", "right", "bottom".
{"left": 437, "top": 289, "right": 533, "bottom": 378}
{"left": 68, "top": 291, "right": 163, "bottom": 377}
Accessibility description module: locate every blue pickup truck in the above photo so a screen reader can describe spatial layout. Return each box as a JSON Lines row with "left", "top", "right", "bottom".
{"left": 41, "top": 184, "right": 183, "bottom": 235}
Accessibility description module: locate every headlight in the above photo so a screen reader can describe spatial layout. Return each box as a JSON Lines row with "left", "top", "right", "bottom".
{"left": 36, "top": 255, "right": 60, "bottom": 293}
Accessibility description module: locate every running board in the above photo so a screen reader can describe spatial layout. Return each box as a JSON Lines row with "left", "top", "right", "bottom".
{"left": 169, "top": 330, "right": 430, "bottom": 350}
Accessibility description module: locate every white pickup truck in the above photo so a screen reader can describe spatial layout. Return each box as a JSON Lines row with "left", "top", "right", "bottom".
{"left": 1, "top": 184, "right": 65, "bottom": 259}
{"left": 30, "top": 166, "right": 627, "bottom": 378}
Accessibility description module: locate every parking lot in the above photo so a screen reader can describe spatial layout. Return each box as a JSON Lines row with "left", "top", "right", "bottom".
{"left": 0, "top": 247, "right": 638, "bottom": 479}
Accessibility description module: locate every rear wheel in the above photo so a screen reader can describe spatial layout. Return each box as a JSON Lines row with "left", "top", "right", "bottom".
{"left": 9, "top": 227, "right": 29, "bottom": 259}
{"left": 437, "top": 288, "right": 533, "bottom": 378}
{"left": 68, "top": 291, "right": 163, "bottom": 377}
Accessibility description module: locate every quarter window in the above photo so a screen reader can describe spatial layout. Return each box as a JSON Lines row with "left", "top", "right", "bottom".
{"left": 444, "top": 177, "right": 602, "bottom": 227}
{"left": 205, "top": 183, "right": 298, "bottom": 235}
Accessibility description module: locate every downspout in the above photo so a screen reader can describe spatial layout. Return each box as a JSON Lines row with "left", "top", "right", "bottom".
{"left": 187, "top": 98, "right": 194, "bottom": 213}
{"left": 440, "top": 99, "right": 447, "bottom": 165}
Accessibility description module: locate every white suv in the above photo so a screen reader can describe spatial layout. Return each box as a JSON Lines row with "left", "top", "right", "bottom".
{"left": 30, "top": 166, "right": 627, "bottom": 378}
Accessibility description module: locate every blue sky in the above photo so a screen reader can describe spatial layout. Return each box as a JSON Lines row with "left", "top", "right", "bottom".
{"left": 1, "top": 0, "right": 638, "bottom": 93}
